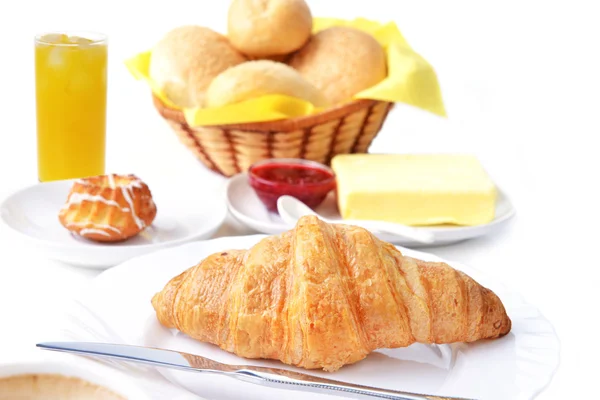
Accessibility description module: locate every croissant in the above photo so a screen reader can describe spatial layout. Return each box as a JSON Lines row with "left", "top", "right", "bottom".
{"left": 152, "top": 216, "right": 511, "bottom": 372}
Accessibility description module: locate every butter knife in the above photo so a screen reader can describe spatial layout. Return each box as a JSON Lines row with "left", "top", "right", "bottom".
{"left": 37, "top": 342, "right": 474, "bottom": 400}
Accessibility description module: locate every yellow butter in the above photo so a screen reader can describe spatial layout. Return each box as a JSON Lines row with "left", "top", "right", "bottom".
{"left": 331, "top": 154, "right": 497, "bottom": 226}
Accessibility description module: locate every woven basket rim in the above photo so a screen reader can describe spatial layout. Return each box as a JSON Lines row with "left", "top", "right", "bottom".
{"left": 152, "top": 94, "right": 390, "bottom": 132}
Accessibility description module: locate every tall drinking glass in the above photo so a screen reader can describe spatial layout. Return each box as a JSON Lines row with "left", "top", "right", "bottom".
{"left": 35, "top": 32, "right": 108, "bottom": 182}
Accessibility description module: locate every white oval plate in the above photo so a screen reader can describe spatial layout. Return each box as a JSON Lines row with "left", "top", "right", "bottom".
{"left": 63, "top": 235, "right": 559, "bottom": 400}
{"left": 0, "top": 179, "right": 227, "bottom": 269}
{"left": 226, "top": 173, "right": 516, "bottom": 247}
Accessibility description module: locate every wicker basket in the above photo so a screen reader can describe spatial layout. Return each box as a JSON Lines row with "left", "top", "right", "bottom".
{"left": 152, "top": 95, "right": 394, "bottom": 177}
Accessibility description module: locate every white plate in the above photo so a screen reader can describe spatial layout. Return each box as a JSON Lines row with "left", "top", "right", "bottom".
{"left": 64, "top": 236, "right": 559, "bottom": 400}
{"left": 0, "top": 179, "right": 227, "bottom": 269}
{"left": 226, "top": 173, "right": 516, "bottom": 247}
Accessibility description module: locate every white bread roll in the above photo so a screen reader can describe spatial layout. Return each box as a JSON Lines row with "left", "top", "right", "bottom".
{"left": 205, "top": 60, "right": 328, "bottom": 108}
{"left": 149, "top": 26, "right": 246, "bottom": 108}
{"left": 289, "top": 27, "right": 387, "bottom": 104}
{"left": 228, "top": 0, "right": 312, "bottom": 57}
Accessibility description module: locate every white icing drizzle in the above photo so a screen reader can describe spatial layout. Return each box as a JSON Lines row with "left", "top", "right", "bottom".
{"left": 107, "top": 174, "right": 116, "bottom": 189}
{"left": 61, "top": 193, "right": 129, "bottom": 212}
{"left": 80, "top": 228, "right": 111, "bottom": 237}
{"left": 126, "top": 179, "right": 144, "bottom": 189}
{"left": 66, "top": 222, "right": 122, "bottom": 234}
{"left": 120, "top": 186, "right": 145, "bottom": 230}
{"left": 65, "top": 175, "right": 147, "bottom": 231}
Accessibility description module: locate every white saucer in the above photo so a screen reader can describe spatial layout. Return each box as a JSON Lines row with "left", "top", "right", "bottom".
{"left": 226, "top": 173, "right": 516, "bottom": 247}
{"left": 0, "top": 179, "right": 227, "bottom": 269}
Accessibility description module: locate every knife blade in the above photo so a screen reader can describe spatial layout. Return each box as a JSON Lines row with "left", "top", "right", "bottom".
{"left": 37, "top": 342, "right": 475, "bottom": 400}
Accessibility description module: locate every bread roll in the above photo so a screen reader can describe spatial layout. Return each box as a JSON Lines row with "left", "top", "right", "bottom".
{"left": 289, "top": 27, "right": 387, "bottom": 104}
{"left": 205, "top": 60, "right": 328, "bottom": 108}
{"left": 149, "top": 26, "right": 246, "bottom": 108}
{"left": 228, "top": 0, "right": 312, "bottom": 57}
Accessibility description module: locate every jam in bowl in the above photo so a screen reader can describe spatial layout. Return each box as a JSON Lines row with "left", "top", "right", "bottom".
{"left": 248, "top": 158, "right": 336, "bottom": 213}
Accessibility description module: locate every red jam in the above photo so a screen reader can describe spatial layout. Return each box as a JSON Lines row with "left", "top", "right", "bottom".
{"left": 248, "top": 158, "right": 336, "bottom": 213}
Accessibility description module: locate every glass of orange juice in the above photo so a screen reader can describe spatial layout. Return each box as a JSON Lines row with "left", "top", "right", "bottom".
{"left": 35, "top": 32, "right": 108, "bottom": 182}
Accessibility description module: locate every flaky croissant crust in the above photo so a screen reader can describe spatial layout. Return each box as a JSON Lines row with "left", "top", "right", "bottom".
{"left": 152, "top": 216, "right": 511, "bottom": 371}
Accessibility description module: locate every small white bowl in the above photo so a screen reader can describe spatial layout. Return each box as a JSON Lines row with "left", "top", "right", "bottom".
{"left": 0, "top": 359, "right": 150, "bottom": 399}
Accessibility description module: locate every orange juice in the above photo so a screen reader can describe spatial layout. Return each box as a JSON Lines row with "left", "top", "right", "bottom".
{"left": 35, "top": 32, "right": 107, "bottom": 182}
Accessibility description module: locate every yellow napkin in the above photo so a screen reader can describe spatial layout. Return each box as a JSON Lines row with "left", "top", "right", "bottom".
{"left": 125, "top": 17, "right": 446, "bottom": 126}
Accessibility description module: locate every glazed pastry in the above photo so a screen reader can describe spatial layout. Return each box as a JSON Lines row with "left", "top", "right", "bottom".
{"left": 59, "top": 174, "right": 157, "bottom": 242}
{"left": 152, "top": 215, "right": 511, "bottom": 372}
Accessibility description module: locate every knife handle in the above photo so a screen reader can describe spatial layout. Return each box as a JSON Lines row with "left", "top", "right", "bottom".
{"left": 233, "top": 369, "right": 475, "bottom": 400}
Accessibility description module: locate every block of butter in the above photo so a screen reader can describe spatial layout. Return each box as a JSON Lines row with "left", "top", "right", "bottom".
{"left": 331, "top": 154, "right": 497, "bottom": 226}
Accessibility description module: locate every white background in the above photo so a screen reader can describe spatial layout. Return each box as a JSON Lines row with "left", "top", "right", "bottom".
{"left": 1, "top": 0, "right": 599, "bottom": 398}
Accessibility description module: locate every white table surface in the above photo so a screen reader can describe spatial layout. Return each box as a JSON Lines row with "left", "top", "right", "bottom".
{"left": 1, "top": 1, "right": 598, "bottom": 399}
